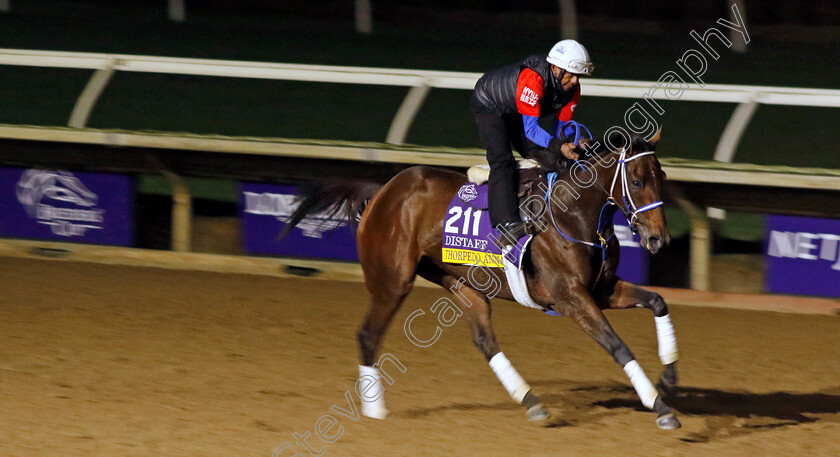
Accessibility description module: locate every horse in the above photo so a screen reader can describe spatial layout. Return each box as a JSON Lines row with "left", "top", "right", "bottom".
{"left": 283, "top": 128, "right": 681, "bottom": 429}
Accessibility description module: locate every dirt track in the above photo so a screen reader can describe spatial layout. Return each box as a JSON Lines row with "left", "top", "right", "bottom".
{"left": 0, "top": 257, "right": 838, "bottom": 457}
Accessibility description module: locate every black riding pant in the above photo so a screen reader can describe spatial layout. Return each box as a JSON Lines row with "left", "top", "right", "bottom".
{"left": 471, "top": 95, "right": 539, "bottom": 226}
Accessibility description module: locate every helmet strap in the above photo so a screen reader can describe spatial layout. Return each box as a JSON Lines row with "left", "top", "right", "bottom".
{"left": 552, "top": 67, "right": 565, "bottom": 86}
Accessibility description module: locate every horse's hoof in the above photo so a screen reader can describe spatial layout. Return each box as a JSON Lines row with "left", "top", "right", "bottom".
{"left": 526, "top": 403, "right": 551, "bottom": 422}
{"left": 656, "top": 413, "right": 681, "bottom": 430}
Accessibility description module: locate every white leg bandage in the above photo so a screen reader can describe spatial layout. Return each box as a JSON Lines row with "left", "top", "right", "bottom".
{"left": 654, "top": 314, "right": 679, "bottom": 365}
{"left": 623, "top": 360, "right": 658, "bottom": 409}
{"left": 489, "top": 352, "right": 531, "bottom": 403}
{"left": 358, "top": 365, "right": 389, "bottom": 419}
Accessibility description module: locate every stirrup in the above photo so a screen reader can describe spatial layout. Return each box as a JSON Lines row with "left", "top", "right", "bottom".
{"left": 495, "top": 221, "right": 530, "bottom": 248}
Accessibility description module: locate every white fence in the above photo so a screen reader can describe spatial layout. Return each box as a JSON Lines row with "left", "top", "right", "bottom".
{"left": 2, "top": 48, "right": 840, "bottom": 161}
{"left": 2, "top": 48, "right": 840, "bottom": 291}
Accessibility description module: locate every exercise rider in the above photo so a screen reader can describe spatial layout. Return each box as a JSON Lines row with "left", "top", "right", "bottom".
{"left": 470, "top": 39, "right": 594, "bottom": 245}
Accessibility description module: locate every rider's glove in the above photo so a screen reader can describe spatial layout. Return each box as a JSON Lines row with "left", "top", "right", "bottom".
{"left": 549, "top": 138, "right": 580, "bottom": 161}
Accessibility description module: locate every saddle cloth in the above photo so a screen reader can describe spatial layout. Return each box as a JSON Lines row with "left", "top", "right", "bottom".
{"left": 441, "top": 166, "right": 550, "bottom": 310}
{"left": 441, "top": 180, "right": 528, "bottom": 269}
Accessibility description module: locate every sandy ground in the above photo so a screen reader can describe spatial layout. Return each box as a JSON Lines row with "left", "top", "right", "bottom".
{"left": 0, "top": 257, "right": 838, "bottom": 457}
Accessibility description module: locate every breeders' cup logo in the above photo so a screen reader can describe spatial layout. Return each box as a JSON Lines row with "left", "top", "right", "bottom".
{"left": 457, "top": 184, "right": 478, "bottom": 203}
{"left": 243, "top": 191, "right": 346, "bottom": 238}
{"left": 16, "top": 169, "right": 104, "bottom": 237}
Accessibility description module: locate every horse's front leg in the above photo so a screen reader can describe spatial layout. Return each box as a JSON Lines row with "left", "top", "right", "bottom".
{"left": 559, "top": 284, "right": 681, "bottom": 429}
{"left": 596, "top": 279, "right": 679, "bottom": 397}
{"left": 445, "top": 277, "right": 551, "bottom": 422}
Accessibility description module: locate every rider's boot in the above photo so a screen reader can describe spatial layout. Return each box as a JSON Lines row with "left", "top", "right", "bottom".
{"left": 495, "top": 220, "right": 530, "bottom": 249}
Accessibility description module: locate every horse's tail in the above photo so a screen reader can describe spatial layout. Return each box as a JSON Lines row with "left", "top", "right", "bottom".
{"left": 280, "top": 180, "right": 382, "bottom": 239}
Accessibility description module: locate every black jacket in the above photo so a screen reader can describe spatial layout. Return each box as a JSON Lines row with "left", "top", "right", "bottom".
{"left": 473, "top": 54, "right": 574, "bottom": 117}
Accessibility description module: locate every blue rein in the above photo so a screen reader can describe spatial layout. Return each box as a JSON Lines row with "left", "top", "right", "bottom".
{"left": 560, "top": 120, "right": 593, "bottom": 148}
{"left": 545, "top": 171, "right": 616, "bottom": 262}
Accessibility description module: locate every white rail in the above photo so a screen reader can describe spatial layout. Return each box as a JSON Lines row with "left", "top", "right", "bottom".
{"left": 2, "top": 48, "right": 840, "bottom": 150}
{"left": 2, "top": 124, "right": 840, "bottom": 191}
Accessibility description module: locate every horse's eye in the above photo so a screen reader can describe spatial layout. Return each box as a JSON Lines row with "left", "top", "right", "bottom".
{"left": 632, "top": 180, "right": 641, "bottom": 187}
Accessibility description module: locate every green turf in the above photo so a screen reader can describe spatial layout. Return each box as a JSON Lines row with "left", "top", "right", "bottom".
{"left": 0, "top": 66, "right": 91, "bottom": 125}
{"left": 737, "top": 105, "right": 840, "bottom": 169}
{"left": 88, "top": 73, "right": 409, "bottom": 141}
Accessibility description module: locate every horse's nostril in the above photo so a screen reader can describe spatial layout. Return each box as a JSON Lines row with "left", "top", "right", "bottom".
{"left": 649, "top": 236, "right": 662, "bottom": 250}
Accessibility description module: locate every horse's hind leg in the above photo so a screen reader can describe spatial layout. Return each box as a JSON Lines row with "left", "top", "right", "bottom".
{"left": 597, "top": 279, "right": 679, "bottom": 397}
{"left": 562, "top": 285, "right": 681, "bottom": 430}
{"left": 431, "top": 271, "right": 550, "bottom": 422}
{"left": 356, "top": 248, "right": 418, "bottom": 419}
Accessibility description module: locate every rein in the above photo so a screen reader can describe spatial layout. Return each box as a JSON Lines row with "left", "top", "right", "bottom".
{"left": 546, "top": 172, "right": 615, "bottom": 254}
{"left": 543, "top": 148, "right": 664, "bottom": 289}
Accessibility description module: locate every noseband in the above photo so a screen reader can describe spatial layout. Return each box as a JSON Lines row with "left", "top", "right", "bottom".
{"left": 608, "top": 149, "right": 664, "bottom": 231}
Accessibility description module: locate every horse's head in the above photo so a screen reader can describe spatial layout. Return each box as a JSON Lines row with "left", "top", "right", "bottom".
{"left": 615, "top": 128, "right": 670, "bottom": 254}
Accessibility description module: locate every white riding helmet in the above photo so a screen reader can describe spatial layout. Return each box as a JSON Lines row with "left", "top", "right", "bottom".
{"left": 547, "top": 40, "right": 594, "bottom": 76}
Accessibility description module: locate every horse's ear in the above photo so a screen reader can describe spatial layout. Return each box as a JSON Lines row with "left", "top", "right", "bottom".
{"left": 649, "top": 126, "right": 663, "bottom": 148}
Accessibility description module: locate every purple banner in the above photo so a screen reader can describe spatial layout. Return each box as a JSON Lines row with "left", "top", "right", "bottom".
{"left": 614, "top": 212, "right": 649, "bottom": 285}
{"left": 0, "top": 167, "right": 133, "bottom": 246}
{"left": 765, "top": 214, "right": 840, "bottom": 297}
{"left": 240, "top": 182, "right": 359, "bottom": 260}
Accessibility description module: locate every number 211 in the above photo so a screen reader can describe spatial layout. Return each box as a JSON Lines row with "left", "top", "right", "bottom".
{"left": 444, "top": 207, "right": 482, "bottom": 236}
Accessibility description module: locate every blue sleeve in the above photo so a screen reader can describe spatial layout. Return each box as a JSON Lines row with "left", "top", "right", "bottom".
{"left": 552, "top": 118, "right": 561, "bottom": 139}
{"left": 522, "top": 115, "right": 553, "bottom": 148}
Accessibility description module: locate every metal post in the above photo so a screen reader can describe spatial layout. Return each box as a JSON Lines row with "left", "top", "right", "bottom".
{"left": 729, "top": 0, "right": 748, "bottom": 53}
{"left": 386, "top": 84, "right": 431, "bottom": 144}
{"left": 68, "top": 65, "right": 116, "bottom": 128}
{"left": 708, "top": 98, "right": 759, "bottom": 220}
{"left": 558, "top": 0, "right": 578, "bottom": 40}
{"left": 666, "top": 183, "right": 711, "bottom": 291}
{"left": 689, "top": 214, "right": 711, "bottom": 291}
{"left": 145, "top": 155, "right": 192, "bottom": 252}
{"left": 355, "top": 0, "right": 372, "bottom": 34}
{"left": 170, "top": 178, "right": 192, "bottom": 252}
{"left": 168, "top": 0, "right": 185, "bottom": 22}
{"left": 714, "top": 100, "right": 759, "bottom": 164}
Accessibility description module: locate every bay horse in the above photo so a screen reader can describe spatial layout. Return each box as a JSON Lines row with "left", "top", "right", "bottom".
{"left": 284, "top": 129, "right": 681, "bottom": 429}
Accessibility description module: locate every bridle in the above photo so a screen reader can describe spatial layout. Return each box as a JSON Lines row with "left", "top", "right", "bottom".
{"left": 608, "top": 148, "right": 664, "bottom": 231}
{"left": 545, "top": 147, "right": 664, "bottom": 250}
{"left": 540, "top": 147, "right": 665, "bottom": 306}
